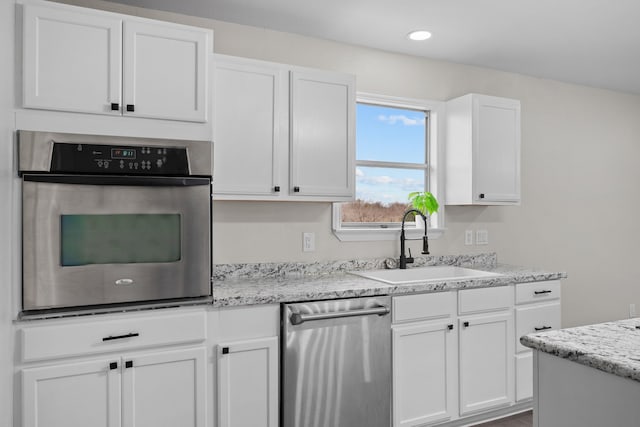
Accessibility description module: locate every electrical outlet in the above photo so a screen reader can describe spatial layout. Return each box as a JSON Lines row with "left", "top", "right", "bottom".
{"left": 630, "top": 303, "right": 636, "bottom": 318}
{"left": 464, "top": 230, "right": 474, "bottom": 245}
{"left": 476, "top": 230, "right": 489, "bottom": 245}
{"left": 303, "top": 232, "right": 315, "bottom": 252}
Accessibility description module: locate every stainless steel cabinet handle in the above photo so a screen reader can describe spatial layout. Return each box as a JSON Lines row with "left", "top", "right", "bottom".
{"left": 290, "top": 306, "right": 390, "bottom": 325}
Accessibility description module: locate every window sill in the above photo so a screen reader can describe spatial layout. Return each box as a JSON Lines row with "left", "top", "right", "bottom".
{"left": 332, "top": 227, "right": 445, "bottom": 242}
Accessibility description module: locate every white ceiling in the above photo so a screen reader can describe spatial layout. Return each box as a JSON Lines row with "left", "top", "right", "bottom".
{"left": 107, "top": 0, "right": 640, "bottom": 95}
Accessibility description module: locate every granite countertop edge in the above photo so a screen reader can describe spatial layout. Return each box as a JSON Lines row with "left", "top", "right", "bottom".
{"left": 521, "top": 319, "right": 640, "bottom": 383}
{"left": 212, "top": 253, "right": 567, "bottom": 308}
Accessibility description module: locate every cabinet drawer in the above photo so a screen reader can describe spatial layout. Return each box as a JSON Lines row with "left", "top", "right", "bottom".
{"left": 393, "top": 292, "right": 455, "bottom": 324}
{"left": 516, "top": 351, "right": 533, "bottom": 401}
{"left": 515, "top": 281, "right": 561, "bottom": 304}
{"left": 21, "top": 309, "right": 206, "bottom": 362}
{"left": 458, "top": 286, "right": 512, "bottom": 315}
{"left": 515, "top": 302, "right": 561, "bottom": 352}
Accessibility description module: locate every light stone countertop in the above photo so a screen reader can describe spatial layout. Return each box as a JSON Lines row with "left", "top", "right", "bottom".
{"left": 212, "top": 252, "right": 566, "bottom": 307}
{"left": 521, "top": 319, "right": 640, "bottom": 383}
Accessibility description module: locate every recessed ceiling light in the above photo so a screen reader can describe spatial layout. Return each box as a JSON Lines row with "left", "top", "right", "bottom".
{"left": 407, "top": 30, "right": 432, "bottom": 41}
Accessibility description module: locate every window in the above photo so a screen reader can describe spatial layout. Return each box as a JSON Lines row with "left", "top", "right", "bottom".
{"left": 333, "top": 93, "right": 444, "bottom": 241}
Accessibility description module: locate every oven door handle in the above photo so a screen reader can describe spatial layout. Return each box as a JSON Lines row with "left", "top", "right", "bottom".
{"left": 22, "top": 174, "right": 211, "bottom": 187}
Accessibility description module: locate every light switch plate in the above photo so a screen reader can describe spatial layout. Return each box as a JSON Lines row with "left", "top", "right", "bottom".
{"left": 476, "top": 230, "right": 489, "bottom": 245}
{"left": 303, "top": 232, "right": 315, "bottom": 252}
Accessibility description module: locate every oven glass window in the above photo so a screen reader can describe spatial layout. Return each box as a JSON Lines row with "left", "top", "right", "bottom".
{"left": 61, "top": 214, "right": 181, "bottom": 266}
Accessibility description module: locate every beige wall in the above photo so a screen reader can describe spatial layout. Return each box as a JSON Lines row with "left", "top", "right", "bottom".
{"left": 45, "top": 0, "right": 640, "bottom": 329}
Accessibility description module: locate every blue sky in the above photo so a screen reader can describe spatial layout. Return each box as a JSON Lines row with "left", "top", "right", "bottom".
{"left": 355, "top": 103, "right": 427, "bottom": 204}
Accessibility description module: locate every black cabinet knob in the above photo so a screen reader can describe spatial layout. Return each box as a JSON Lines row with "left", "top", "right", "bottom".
{"left": 125, "top": 360, "right": 133, "bottom": 369}
{"left": 109, "top": 362, "right": 118, "bottom": 370}
{"left": 222, "top": 347, "right": 229, "bottom": 354}
{"left": 126, "top": 104, "right": 135, "bottom": 112}
{"left": 110, "top": 103, "right": 120, "bottom": 111}
{"left": 463, "top": 321, "right": 470, "bottom": 328}
{"left": 293, "top": 186, "right": 300, "bottom": 192}
{"left": 274, "top": 186, "right": 280, "bottom": 192}
{"left": 447, "top": 324, "right": 454, "bottom": 330}
{"left": 479, "top": 193, "right": 485, "bottom": 199}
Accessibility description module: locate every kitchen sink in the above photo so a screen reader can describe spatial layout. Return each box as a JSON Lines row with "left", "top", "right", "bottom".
{"left": 349, "top": 265, "right": 503, "bottom": 285}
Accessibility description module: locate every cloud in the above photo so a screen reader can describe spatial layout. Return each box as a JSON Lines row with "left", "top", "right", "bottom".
{"left": 357, "top": 173, "right": 422, "bottom": 190}
{"left": 377, "top": 114, "right": 425, "bottom": 126}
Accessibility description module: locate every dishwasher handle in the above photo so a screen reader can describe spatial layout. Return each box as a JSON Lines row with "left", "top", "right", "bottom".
{"left": 289, "top": 305, "right": 390, "bottom": 325}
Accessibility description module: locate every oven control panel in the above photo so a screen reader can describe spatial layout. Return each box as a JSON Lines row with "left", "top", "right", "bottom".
{"left": 50, "top": 143, "right": 191, "bottom": 175}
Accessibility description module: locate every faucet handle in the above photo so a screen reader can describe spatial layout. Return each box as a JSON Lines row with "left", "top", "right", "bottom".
{"left": 422, "top": 236, "right": 430, "bottom": 255}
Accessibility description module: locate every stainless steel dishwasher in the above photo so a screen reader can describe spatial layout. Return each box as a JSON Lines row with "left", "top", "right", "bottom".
{"left": 281, "top": 296, "right": 391, "bottom": 427}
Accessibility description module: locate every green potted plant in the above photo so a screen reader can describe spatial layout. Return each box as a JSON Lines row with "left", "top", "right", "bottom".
{"left": 407, "top": 191, "right": 439, "bottom": 228}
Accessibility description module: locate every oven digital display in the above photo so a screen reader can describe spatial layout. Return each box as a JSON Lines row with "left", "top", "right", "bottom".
{"left": 60, "top": 214, "right": 181, "bottom": 266}
{"left": 111, "top": 148, "right": 136, "bottom": 159}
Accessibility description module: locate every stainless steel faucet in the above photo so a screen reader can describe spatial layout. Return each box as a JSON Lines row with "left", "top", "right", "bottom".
{"left": 399, "top": 209, "right": 429, "bottom": 269}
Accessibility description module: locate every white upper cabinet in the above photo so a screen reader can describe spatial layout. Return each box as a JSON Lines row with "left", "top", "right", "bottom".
{"left": 212, "top": 55, "right": 355, "bottom": 201}
{"left": 290, "top": 69, "right": 355, "bottom": 198}
{"left": 213, "top": 57, "right": 287, "bottom": 196}
{"left": 122, "top": 21, "right": 208, "bottom": 122}
{"left": 22, "top": 1, "right": 210, "bottom": 123}
{"left": 445, "top": 94, "right": 521, "bottom": 205}
{"left": 22, "top": 4, "right": 122, "bottom": 116}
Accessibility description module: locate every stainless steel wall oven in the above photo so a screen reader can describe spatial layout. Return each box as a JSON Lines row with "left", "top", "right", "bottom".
{"left": 18, "top": 131, "right": 213, "bottom": 313}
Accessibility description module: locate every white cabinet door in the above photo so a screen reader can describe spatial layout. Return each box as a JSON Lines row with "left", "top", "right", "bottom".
{"left": 474, "top": 95, "right": 521, "bottom": 203}
{"left": 290, "top": 69, "right": 355, "bottom": 198}
{"left": 122, "top": 347, "right": 206, "bottom": 427}
{"left": 23, "top": 4, "right": 122, "bottom": 115}
{"left": 213, "top": 58, "right": 287, "bottom": 196}
{"left": 217, "top": 337, "right": 279, "bottom": 427}
{"left": 22, "top": 358, "right": 121, "bottom": 427}
{"left": 123, "top": 21, "right": 208, "bottom": 122}
{"left": 392, "top": 321, "right": 456, "bottom": 427}
{"left": 458, "top": 311, "right": 514, "bottom": 415}
{"left": 515, "top": 351, "right": 533, "bottom": 402}
{"left": 445, "top": 93, "right": 520, "bottom": 205}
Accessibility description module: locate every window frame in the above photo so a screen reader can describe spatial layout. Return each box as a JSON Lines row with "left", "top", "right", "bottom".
{"left": 332, "top": 92, "right": 445, "bottom": 242}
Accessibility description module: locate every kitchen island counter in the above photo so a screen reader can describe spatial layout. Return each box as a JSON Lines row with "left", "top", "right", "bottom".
{"left": 212, "top": 253, "right": 566, "bottom": 307}
{"left": 522, "top": 320, "right": 640, "bottom": 426}
{"left": 521, "top": 318, "right": 640, "bottom": 382}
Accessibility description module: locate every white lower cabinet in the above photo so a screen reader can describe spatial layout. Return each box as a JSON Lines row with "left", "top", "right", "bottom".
{"left": 22, "top": 346, "right": 207, "bottom": 427}
{"left": 392, "top": 320, "right": 457, "bottom": 426}
{"left": 514, "top": 280, "right": 562, "bottom": 402}
{"left": 122, "top": 348, "right": 206, "bottom": 427}
{"left": 515, "top": 351, "right": 533, "bottom": 402}
{"left": 391, "top": 283, "right": 558, "bottom": 426}
{"left": 22, "top": 358, "right": 120, "bottom": 427}
{"left": 18, "top": 308, "right": 208, "bottom": 427}
{"left": 217, "top": 337, "right": 279, "bottom": 427}
{"left": 392, "top": 292, "right": 457, "bottom": 427}
{"left": 458, "top": 311, "right": 514, "bottom": 415}
{"left": 213, "top": 304, "right": 280, "bottom": 427}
